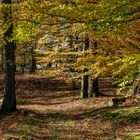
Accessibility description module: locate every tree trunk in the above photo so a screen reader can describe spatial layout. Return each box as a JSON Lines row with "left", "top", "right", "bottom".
{"left": 81, "top": 74, "right": 89, "bottom": 98}
{"left": 81, "top": 37, "right": 89, "bottom": 99}
{"left": 0, "top": 0, "right": 17, "bottom": 114}
{"left": 1, "top": 47, "right": 4, "bottom": 70}
{"left": 29, "top": 47, "right": 36, "bottom": 73}
{"left": 89, "top": 78, "right": 100, "bottom": 97}
{"left": 71, "top": 79, "right": 77, "bottom": 90}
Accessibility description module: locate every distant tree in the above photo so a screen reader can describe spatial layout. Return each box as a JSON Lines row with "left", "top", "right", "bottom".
{"left": 29, "top": 47, "right": 36, "bottom": 73}
{"left": 81, "top": 37, "right": 89, "bottom": 99}
{"left": 89, "top": 78, "right": 100, "bottom": 97}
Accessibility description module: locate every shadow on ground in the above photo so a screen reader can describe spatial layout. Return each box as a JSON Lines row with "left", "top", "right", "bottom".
{"left": 0, "top": 74, "right": 140, "bottom": 140}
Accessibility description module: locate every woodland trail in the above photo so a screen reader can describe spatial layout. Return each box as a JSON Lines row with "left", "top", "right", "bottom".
{"left": 0, "top": 73, "right": 140, "bottom": 140}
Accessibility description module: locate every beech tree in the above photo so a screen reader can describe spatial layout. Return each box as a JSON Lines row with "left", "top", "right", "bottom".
{"left": 34, "top": 0, "right": 139, "bottom": 96}
{"left": 81, "top": 37, "right": 89, "bottom": 98}
{"left": 0, "top": 0, "right": 139, "bottom": 114}
{"left": 0, "top": 0, "right": 16, "bottom": 114}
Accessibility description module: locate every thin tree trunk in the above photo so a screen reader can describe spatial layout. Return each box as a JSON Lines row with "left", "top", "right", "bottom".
{"left": 0, "top": 0, "right": 16, "bottom": 114}
{"left": 1, "top": 47, "right": 4, "bottom": 70}
{"left": 29, "top": 47, "right": 36, "bottom": 73}
{"left": 89, "top": 78, "right": 100, "bottom": 97}
{"left": 81, "top": 73, "right": 89, "bottom": 98}
{"left": 81, "top": 37, "right": 89, "bottom": 99}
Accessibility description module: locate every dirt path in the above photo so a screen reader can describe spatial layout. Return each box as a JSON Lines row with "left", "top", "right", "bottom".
{"left": 0, "top": 73, "right": 140, "bottom": 140}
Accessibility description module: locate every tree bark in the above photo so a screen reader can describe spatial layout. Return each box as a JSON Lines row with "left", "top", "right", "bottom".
{"left": 0, "top": 47, "right": 4, "bottom": 70}
{"left": 29, "top": 47, "right": 36, "bottom": 73}
{"left": 0, "top": 0, "right": 17, "bottom": 114}
{"left": 81, "top": 74, "right": 89, "bottom": 98}
{"left": 81, "top": 37, "right": 89, "bottom": 99}
{"left": 89, "top": 78, "right": 100, "bottom": 97}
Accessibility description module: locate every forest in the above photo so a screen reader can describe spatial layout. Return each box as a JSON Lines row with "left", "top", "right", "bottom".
{"left": 0, "top": 0, "right": 140, "bottom": 139}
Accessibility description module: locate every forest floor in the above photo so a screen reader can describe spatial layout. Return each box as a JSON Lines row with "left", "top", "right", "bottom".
{"left": 0, "top": 70, "right": 140, "bottom": 140}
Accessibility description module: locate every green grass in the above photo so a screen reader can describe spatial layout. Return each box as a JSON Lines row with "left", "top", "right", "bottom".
{"left": 17, "top": 98, "right": 31, "bottom": 104}
{"left": 103, "top": 107, "right": 140, "bottom": 120}
{"left": 46, "top": 109, "right": 64, "bottom": 117}
{"left": 24, "top": 115, "right": 38, "bottom": 126}
{"left": 106, "top": 137, "right": 114, "bottom": 140}
{"left": 3, "top": 115, "right": 38, "bottom": 139}
{"left": 3, "top": 124, "right": 35, "bottom": 139}
{"left": 123, "top": 135, "right": 140, "bottom": 140}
